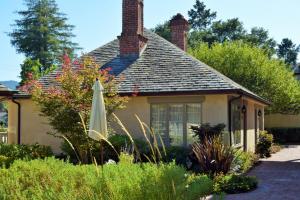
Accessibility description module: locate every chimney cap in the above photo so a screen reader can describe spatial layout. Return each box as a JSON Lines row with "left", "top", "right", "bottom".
{"left": 170, "top": 13, "right": 189, "bottom": 27}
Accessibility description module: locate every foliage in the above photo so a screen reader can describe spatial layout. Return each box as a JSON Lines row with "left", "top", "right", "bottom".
{"left": 0, "top": 157, "right": 214, "bottom": 200}
{"left": 191, "top": 123, "right": 226, "bottom": 142}
{"left": 190, "top": 41, "right": 300, "bottom": 114}
{"left": 270, "top": 144, "right": 282, "bottom": 154}
{"left": 188, "top": 0, "right": 217, "bottom": 30}
{"left": 256, "top": 131, "right": 273, "bottom": 158}
{"left": 21, "top": 55, "right": 128, "bottom": 163}
{"left": 214, "top": 174, "right": 258, "bottom": 194}
{"left": 277, "top": 38, "right": 300, "bottom": 66}
{"left": 151, "top": 21, "right": 171, "bottom": 42}
{"left": 9, "top": 0, "right": 80, "bottom": 71}
{"left": 154, "top": 0, "right": 281, "bottom": 59}
{"left": 19, "top": 58, "right": 41, "bottom": 85}
{"left": 232, "top": 150, "right": 259, "bottom": 174}
{"left": 0, "top": 143, "right": 53, "bottom": 167}
{"left": 266, "top": 127, "right": 300, "bottom": 144}
{"left": 192, "top": 136, "right": 235, "bottom": 177}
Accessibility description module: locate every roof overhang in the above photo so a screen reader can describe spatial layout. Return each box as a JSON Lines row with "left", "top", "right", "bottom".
{"left": 119, "top": 89, "right": 271, "bottom": 106}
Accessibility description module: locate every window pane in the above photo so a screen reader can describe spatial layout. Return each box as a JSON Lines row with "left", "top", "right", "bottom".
{"left": 231, "top": 102, "right": 242, "bottom": 146}
{"left": 187, "top": 104, "right": 201, "bottom": 145}
{"left": 169, "top": 104, "right": 183, "bottom": 146}
{"left": 151, "top": 104, "right": 168, "bottom": 143}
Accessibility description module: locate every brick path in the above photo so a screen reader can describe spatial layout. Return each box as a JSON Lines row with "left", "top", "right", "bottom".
{"left": 226, "top": 145, "right": 300, "bottom": 200}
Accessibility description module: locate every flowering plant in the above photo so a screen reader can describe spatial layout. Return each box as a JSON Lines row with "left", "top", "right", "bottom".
{"left": 21, "top": 54, "right": 128, "bottom": 162}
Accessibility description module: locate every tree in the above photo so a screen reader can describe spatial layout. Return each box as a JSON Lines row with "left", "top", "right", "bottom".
{"left": 211, "top": 18, "right": 246, "bottom": 43}
{"left": 244, "top": 27, "right": 277, "bottom": 56}
{"left": 152, "top": 21, "right": 171, "bottom": 42}
{"left": 189, "top": 41, "right": 300, "bottom": 114}
{"left": 277, "top": 38, "right": 300, "bottom": 66}
{"left": 19, "top": 58, "right": 57, "bottom": 86}
{"left": 19, "top": 58, "right": 42, "bottom": 86}
{"left": 189, "top": 18, "right": 247, "bottom": 47}
{"left": 21, "top": 55, "right": 128, "bottom": 162}
{"left": 188, "top": 0, "right": 217, "bottom": 30}
{"left": 9, "top": 0, "right": 80, "bottom": 72}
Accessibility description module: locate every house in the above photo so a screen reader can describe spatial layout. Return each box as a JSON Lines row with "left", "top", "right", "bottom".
{"left": 6, "top": 0, "right": 268, "bottom": 153}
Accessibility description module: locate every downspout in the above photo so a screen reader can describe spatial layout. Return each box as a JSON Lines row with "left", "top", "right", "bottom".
{"left": 228, "top": 95, "right": 242, "bottom": 146}
{"left": 11, "top": 97, "right": 21, "bottom": 145}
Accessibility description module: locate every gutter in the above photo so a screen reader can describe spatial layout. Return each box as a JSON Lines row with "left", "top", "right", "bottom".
{"left": 11, "top": 97, "right": 21, "bottom": 145}
{"left": 228, "top": 95, "right": 242, "bottom": 146}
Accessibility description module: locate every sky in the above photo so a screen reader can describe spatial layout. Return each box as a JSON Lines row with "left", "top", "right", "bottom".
{"left": 0, "top": 0, "right": 300, "bottom": 81}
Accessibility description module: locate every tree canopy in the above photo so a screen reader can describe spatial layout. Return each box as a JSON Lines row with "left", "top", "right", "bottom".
{"left": 277, "top": 38, "right": 300, "bottom": 66}
{"left": 188, "top": 0, "right": 216, "bottom": 30}
{"left": 9, "top": 0, "right": 80, "bottom": 72}
{"left": 189, "top": 41, "right": 300, "bottom": 114}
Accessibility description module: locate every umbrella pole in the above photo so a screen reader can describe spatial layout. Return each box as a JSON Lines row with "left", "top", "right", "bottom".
{"left": 100, "top": 141, "right": 104, "bottom": 166}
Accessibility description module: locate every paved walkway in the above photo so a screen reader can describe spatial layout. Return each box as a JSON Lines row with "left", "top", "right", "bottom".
{"left": 226, "top": 145, "right": 300, "bottom": 200}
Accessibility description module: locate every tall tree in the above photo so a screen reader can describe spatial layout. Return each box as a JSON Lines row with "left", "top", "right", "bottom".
{"left": 9, "top": 0, "right": 80, "bottom": 72}
{"left": 210, "top": 18, "right": 246, "bottom": 43}
{"left": 277, "top": 38, "right": 299, "bottom": 66}
{"left": 188, "top": 0, "right": 217, "bottom": 30}
{"left": 244, "top": 27, "right": 276, "bottom": 54}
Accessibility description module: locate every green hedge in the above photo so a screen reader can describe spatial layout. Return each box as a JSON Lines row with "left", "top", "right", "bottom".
{"left": 266, "top": 128, "right": 300, "bottom": 144}
{"left": 0, "top": 157, "right": 213, "bottom": 200}
{"left": 0, "top": 143, "right": 53, "bottom": 167}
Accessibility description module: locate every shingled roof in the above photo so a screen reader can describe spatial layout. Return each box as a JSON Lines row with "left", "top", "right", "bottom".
{"left": 35, "top": 30, "right": 268, "bottom": 104}
{"left": 0, "top": 83, "right": 15, "bottom": 96}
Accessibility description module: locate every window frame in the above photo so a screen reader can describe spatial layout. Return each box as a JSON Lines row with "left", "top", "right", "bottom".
{"left": 149, "top": 97, "right": 204, "bottom": 147}
{"left": 230, "top": 99, "right": 243, "bottom": 148}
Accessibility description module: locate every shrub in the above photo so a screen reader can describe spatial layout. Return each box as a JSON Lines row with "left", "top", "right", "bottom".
{"left": 192, "top": 136, "right": 235, "bottom": 177}
{"left": 191, "top": 123, "right": 226, "bottom": 142}
{"left": 162, "top": 146, "right": 190, "bottom": 167}
{"left": 214, "top": 174, "right": 258, "bottom": 194}
{"left": 270, "top": 143, "right": 282, "bottom": 154}
{"left": 0, "top": 157, "right": 214, "bottom": 200}
{"left": 232, "top": 150, "right": 260, "bottom": 173}
{"left": 0, "top": 143, "right": 53, "bottom": 167}
{"left": 256, "top": 131, "right": 273, "bottom": 158}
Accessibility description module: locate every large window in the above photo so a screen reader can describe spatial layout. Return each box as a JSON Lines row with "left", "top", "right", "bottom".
{"left": 151, "top": 103, "right": 202, "bottom": 147}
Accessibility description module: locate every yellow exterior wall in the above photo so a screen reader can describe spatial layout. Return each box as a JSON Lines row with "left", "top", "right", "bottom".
{"left": 112, "top": 95, "right": 229, "bottom": 140}
{"left": 244, "top": 98, "right": 265, "bottom": 152}
{"left": 265, "top": 114, "right": 300, "bottom": 128}
{"left": 8, "top": 99, "right": 62, "bottom": 154}
{"left": 7, "top": 94, "right": 265, "bottom": 153}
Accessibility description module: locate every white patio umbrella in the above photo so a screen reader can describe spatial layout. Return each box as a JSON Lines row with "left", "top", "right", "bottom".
{"left": 88, "top": 79, "right": 108, "bottom": 141}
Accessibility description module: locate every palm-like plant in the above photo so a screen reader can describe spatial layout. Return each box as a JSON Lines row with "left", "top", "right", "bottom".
{"left": 192, "top": 135, "right": 235, "bottom": 177}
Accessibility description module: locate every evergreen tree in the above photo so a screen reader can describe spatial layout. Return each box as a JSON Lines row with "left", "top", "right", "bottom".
{"left": 9, "top": 0, "right": 80, "bottom": 72}
{"left": 188, "top": 0, "right": 217, "bottom": 30}
{"left": 277, "top": 38, "right": 299, "bottom": 66}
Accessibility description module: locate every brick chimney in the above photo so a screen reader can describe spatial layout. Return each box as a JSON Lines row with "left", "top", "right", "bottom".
{"left": 170, "top": 13, "right": 189, "bottom": 51}
{"left": 119, "top": 0, "right": 148, "bottom": 57}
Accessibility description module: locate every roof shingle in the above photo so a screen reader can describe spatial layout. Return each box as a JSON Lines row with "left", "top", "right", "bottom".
{"left": 36, "top": 30, "right": 268, "bottom": 104}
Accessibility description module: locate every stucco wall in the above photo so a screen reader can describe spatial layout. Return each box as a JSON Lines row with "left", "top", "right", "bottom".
{"left": 265, "top": 114, "right": 300, "bottom": 128}
{"left": 112, "top": 95, "right": 231, "bottom": 145}
{"left": 7, "top": 94, "right": 264, "bottom": 153}
{"left": 8, "top": 99, "right": 62, "bottom": 154}
{"left": 245, "top": 98, "right": 264, "bottom": 152}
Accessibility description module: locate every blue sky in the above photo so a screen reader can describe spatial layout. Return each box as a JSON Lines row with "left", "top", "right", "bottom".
{"left": 0, "top": 0, "right": 300, "bottom": 81}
